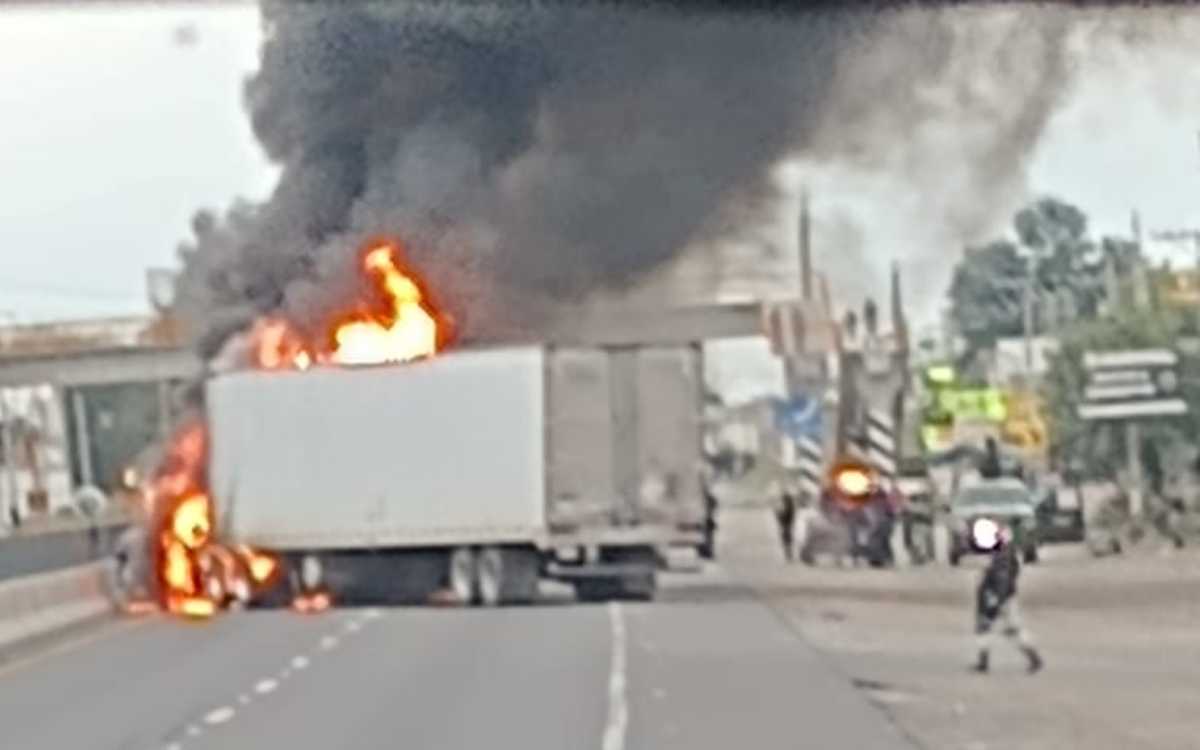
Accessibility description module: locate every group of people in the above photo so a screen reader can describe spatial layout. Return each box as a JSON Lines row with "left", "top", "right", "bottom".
{"left": 769, "top": 480, "right": 1044, "bottom": 675}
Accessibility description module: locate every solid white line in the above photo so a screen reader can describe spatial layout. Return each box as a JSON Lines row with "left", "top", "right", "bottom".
{"left": 602, "top": 602, "right": 628, "bottom": 750}
{"left": 204, "top": 706, "right": 236, "bottom": 725}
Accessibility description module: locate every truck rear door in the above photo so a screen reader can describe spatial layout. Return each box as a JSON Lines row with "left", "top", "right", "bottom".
{"left": 545, "top": 346, "right": 704, "bottom": 534}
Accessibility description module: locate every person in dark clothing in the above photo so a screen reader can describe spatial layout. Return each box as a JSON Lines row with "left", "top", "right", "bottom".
{"left": 973, "top": 522, "right": 1044, "bottom": 674}
{"left": 775, "top": 490, "right": 797, "bottom": 562}
{"left": 699, "top": 484, "right": 719, "bottom": 560}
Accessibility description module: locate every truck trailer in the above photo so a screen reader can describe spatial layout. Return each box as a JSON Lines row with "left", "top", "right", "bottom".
{"left": 207, "top": 344, "right": 706, "bottom": 605}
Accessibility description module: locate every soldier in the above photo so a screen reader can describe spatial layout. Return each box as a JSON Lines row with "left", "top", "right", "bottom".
{"left": 972, "top": 520, "right": 1044, "bottom": 674}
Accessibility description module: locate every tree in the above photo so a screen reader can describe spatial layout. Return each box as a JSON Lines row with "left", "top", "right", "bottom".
{"left": 948, "top": 197, "right": 1122, "bottom": 356}
{"left": 947, "top": 240, "right": 1026, "bottom": 353}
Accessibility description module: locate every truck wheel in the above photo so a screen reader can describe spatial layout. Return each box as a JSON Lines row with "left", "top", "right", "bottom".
{"left": 300, "top": 554, "right": 324, "bottom": 591}
{"left": 477, "top": 546, "right": 540, "bottom": 607}
{"left": 448, "top": 547, "right": 478, "bottom": 605}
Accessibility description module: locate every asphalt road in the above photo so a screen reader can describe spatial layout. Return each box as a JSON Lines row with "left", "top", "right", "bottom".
{"left": 0, "top": 570, "right": 912, "bottom": 750}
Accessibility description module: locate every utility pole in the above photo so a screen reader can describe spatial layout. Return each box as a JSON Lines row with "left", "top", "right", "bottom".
{"left": 1023, "top": 256, "right": 1035, "bottom": 374}
{"left": 799, "top": 189, "right": 813, "bottom": 301}
{"left": 1126, "top": 420, "right": 1144, "bottom": 519}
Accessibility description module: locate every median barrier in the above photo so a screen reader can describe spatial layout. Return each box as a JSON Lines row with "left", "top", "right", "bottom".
{"left": 0, "top": 560, "right": 118, "bottom": 656}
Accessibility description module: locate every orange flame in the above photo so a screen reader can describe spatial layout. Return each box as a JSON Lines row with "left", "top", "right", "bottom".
{"left": 330, "top": 244, "right": 440, "bottom": 365}
{"left": 251, "top": 317, "right": 313, "bottom": 371}
{"left": 244, "top": 240, "right": 445, "bottom": 372}
{"left": 150, "top": 421, "right": 219, "bottom": 618}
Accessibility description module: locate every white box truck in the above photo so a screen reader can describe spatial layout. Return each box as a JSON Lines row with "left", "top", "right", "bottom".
{"left": 207, "top": 344, "right": 706, "bottom": 605}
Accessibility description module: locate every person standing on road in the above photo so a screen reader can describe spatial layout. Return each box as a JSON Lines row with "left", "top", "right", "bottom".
{"left": 973, "top": 522, "right": 1044, "bottom": 674}
{"left": 773, "top": 483, "right": 797, "bottom": 562}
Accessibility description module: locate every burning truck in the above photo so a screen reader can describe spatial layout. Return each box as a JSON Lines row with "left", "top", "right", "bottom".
{"left": 141, "top": 240, "right": 705, "bottom": 613}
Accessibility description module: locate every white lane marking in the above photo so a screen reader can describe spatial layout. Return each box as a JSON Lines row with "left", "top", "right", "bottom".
{"left": 602, "top": 602, "right": 628, "bottom": 750}
{"left": 164, "top": 743, "right": 182, "bottom": 750}
{"left": 364, "top": 608, "right": 382, "bottom": 620}
{"left": 204, "top": 706, "right": 236, "bottom": 726}
{"left": 186, "top": 725, "right": 202, "bottom": 737}
{"left": 345, "top": 620, "right": 362, "bottom": 634}
{"left": 320, "top": 635, "right": 339, "bottom": 650}
{"left": 292, "top": 656, "right": 310, "bottom": 670}
{"left": 255, "top": 678, "right": 279, "bottom": 695}
{"left": 238, "top": 694, "right": 252, "bottom": 705}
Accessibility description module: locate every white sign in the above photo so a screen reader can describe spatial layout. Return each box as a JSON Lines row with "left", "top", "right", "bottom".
{"left": 1079, "top": 399, "right": 1187, "bottom": 421}
{"left": 1083, "top": 349, "right": 1177, "bottom": 371}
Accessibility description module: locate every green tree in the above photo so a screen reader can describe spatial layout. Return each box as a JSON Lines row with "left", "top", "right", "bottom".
{"left": 949, "top": 197, "right": 1128, "bottom": 356}
{"left": 947, "top": 240, "right": 1026, "bottom": 353}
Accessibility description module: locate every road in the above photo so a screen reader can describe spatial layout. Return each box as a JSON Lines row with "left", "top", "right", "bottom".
{"left": 0, "top": 569, "right": 911, "bottom": 750}
{"left": 724, "top": 505, "right": 1200, "bottom": 750}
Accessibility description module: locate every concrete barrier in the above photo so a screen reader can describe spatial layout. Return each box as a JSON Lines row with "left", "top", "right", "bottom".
{"left": 0, "top": 560, "right": 118, "bottom": 654}
{"left": 0, "top": 519, "right": 131, "bottom": 584}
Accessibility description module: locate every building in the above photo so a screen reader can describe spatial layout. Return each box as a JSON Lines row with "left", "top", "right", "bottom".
{"left": 0, "top": 314, "right": 199, "bottom": 522}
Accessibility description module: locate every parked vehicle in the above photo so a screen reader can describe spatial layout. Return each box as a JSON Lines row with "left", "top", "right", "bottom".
{"left": 945, "top": 478, "right": 1039, "bottom": 565}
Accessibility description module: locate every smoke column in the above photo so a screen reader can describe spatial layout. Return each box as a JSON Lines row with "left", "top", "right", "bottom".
{"left": 176, "top": 2, "right": 1090, "bottom": 354}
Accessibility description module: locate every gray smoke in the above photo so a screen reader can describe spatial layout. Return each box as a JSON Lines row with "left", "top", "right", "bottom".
{"left": 176, "top": 2, "right": 1090, "bottom": 355}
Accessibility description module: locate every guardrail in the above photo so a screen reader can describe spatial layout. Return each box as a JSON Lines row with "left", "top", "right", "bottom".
{"left": 0, "top": 515, "right": 132, "bottom": 584}
{"left": 0, "top": 560, "right": 117, "bottom": 654}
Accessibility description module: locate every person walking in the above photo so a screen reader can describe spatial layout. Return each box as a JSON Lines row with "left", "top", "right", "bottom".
{"left": 972, "top": 521, "right": 1044, "bottom": 674}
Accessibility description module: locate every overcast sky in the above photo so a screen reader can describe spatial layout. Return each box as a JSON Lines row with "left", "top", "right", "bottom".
{"left": 2, "top": 3, "right": 1199, "bottom": 332}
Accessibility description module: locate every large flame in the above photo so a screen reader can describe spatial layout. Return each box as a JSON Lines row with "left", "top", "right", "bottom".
{"left": 330, "top": 244, "right": 440, "bottom": 365}
{"left": 247, "top": 240, "right": 444, "bottom": 371}
{"left": 150, "top": 422, "right": 218, "bottom": 618}
{"left": 148, "top": 423, "right": 280, "bottom": 620}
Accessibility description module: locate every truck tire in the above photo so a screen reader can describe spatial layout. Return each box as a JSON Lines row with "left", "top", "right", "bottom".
{"left": 477, "top": 546, "right": 540, "bottom": 607}
{"left": 448, "top": 547, "right": 478, "bottom": 605}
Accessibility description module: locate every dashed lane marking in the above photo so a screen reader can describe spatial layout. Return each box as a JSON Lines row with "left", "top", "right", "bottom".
{"left": 204, "top": 706, "right": 236, "bottom": 726}
{"left": 602, "top": 602, "right": 628, "bottom": 750}
{"left": 292, "top": 656, "right": 309, "bottom": 670}
{"left": 255, "top": 678, "right": 278, "bottom": 695}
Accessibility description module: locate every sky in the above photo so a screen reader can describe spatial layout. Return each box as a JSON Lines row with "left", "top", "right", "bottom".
{"left": 1, "top": 2, "right": 1199, "bottom": 349}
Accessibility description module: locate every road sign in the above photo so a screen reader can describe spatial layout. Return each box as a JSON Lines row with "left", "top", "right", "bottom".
{"left": 1079, "top": 348, "right": 1187, "bottom": 421}
{"left": 772, "top": 395, "right": 822, "bottom": 442}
